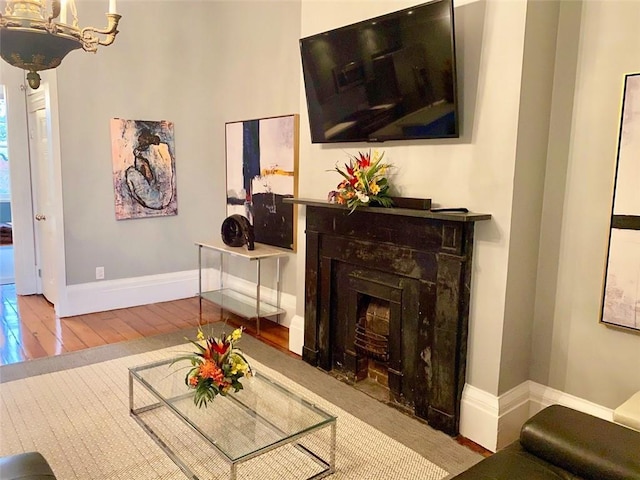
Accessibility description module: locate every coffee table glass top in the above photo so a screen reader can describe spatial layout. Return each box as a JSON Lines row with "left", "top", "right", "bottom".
{"left": 129, "top": 358, "right": 336, "bottom": 462}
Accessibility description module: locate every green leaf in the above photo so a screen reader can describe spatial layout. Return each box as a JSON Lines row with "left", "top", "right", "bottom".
{"left": 171, "top": 354, "right": 204, "bottom": 367}
{"left": 375, "top": 196, "right": 394, "bottom": 208}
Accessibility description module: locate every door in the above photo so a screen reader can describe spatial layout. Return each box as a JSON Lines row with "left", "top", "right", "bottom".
{"left": 27, "top": 89, "right": 57, "bottom": 304}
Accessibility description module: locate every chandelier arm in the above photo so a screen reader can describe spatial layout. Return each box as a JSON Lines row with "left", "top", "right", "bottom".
{"left": 48, "top": 0, "right": 61, "bottom": 23}
{"left": 80, "top": 13, "right": 120, "bottom": 51}
{"left": 0, "top": 15, "right": 22, "bottom": 27}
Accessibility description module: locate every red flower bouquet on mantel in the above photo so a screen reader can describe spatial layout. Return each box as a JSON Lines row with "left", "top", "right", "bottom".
{"left": 173, "top": 327, "right": 252, "bottom": 408}
{"left": 328, "top": 150, "right": 394, "bottom": 213}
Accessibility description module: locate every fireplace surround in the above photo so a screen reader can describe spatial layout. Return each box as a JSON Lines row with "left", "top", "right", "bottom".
{"left": 289, "top": 198, "right": 490, "bottom": 436}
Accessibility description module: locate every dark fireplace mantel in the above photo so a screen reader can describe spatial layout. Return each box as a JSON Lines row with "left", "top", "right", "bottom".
{"left": 287, "top": 198, "right": 491, "bottom": 436}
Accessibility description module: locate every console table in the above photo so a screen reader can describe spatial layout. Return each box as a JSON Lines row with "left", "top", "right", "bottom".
{"left": 195, "top": 240, "right": 289, "bottom": 335}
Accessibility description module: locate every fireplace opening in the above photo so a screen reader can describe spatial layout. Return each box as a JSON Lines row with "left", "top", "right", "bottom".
{"left": 353, "top": 296, "right": 391, "bottom": 398}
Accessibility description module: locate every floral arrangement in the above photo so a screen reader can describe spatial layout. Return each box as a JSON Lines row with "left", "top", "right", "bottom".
{"left": 328, "top": 150, "right": 394, "bottom": 213}
{"left": 173, "top": 327, "right": 252, "bottom": 408}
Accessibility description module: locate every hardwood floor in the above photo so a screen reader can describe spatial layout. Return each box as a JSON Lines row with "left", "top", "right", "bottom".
{"left": 0, "top": 283, "right": 290, "bottom": 366}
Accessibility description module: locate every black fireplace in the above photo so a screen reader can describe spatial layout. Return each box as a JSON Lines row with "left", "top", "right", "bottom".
{"left": 289, "top": 199, "right": 490, "bottom": 436}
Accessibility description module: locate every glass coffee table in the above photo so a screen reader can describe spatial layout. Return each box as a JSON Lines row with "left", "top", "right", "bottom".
{"left": 129, "top": 358, "right": 336, "bottom": 480}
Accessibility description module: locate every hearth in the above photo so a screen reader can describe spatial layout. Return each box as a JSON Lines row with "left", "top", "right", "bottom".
{"left": 288, "top": 199, "right": 490, "bottom": 436}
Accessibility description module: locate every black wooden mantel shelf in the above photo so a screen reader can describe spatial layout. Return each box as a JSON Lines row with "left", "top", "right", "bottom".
{"left": 284, "top": 198, "right": 491, "bottom": 222}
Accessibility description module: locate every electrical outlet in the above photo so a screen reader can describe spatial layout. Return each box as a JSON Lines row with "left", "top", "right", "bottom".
{"left": 96, "top": 266, "right": 105, "bottom": 280}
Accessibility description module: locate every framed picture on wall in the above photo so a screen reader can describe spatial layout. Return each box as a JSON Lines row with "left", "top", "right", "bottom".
{"left": 225, "top": 114, "right": 299, "bottom": 250}
{"left": 110, "top": 118, "right": 178, "bottom": 220}
{"left": 601, "top": 72, "right": 640, "bottom": 332}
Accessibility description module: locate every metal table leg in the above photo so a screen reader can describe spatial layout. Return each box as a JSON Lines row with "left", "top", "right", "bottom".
{"left": 256, "top": 259, "right": 261, "bottom": 336}
{"left": 198, "top": 245, "right": 202, "bottom": 314}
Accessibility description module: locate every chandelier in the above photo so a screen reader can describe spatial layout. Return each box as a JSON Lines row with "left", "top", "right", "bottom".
{"left": 0, "top": 0, "right": 121, "bottom": 89}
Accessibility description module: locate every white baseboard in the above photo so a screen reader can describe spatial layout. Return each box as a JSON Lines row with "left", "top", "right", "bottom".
{"left": 460, "top": 380, "right": 614, "bottom": 452}
{"left": 59, "top": 269, "right": 298, "bottom": 352}
{"left": 59, "top": 270, "right": 199, "bottom": 318}
{"left": 496, "top": 382, "right": 533, "bottom": 450}
{"left": 528, "top": 382, "right": 614, "bottom": 421}
{"left": 288, "top": 314, "right": 304, "bottom": 355}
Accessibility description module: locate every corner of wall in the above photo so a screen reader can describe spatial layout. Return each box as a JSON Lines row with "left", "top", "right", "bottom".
{"left": 460, "top": 380, "right": 614, "bottom": 452}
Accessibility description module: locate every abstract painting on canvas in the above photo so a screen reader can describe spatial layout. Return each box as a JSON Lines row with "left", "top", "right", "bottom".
{"left": 225, "top": 114, "right": 299, "bottom": 250}
{"left": 602, "top": 73, "right": 640, "bottom": 332}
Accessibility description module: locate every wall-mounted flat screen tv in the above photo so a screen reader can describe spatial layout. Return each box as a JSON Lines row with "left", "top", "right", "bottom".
{"left": 300, "top": 0, "right": 458, "bottom": 143}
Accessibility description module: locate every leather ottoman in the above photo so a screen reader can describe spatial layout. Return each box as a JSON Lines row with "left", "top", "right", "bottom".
{"left": 0, "top": 452, "right": 56, "bottom": 480}
{"left": 452, "top": 404, "right": 640, "bottom": 480}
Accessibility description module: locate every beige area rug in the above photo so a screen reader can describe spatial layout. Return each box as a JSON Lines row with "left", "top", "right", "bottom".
{"left": 0, "top": 344, "right": 449, "bottom": 480}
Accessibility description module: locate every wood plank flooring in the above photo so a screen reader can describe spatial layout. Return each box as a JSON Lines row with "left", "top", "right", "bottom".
{"left": 0, "top": 283, "right": 290, "bottom": 366}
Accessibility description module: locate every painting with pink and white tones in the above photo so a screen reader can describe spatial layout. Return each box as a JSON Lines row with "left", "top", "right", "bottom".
{"left": 110, "top": 119, "right": 178, "bottom": 220}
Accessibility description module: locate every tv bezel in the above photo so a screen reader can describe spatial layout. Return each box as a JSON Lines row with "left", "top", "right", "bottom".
{"left": 299, "top": 0, "right": 459, "bottom": 144}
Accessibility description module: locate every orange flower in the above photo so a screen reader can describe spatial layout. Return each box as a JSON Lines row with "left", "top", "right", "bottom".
{"left": 198, "top": 360, "right": 224, "bottom": 384}
{"left": 188, "top": 376, "right": 199, "bottom": 387}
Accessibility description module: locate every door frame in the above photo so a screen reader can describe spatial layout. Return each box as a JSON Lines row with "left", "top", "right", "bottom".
{"left": 2, "top": 66, "right": 68, "bottom": 314}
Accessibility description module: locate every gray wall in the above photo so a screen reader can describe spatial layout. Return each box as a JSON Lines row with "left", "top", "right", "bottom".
{"left": 531, "top": 0, "right": 640, "bottom": 407}
{"left": 499, "top": 0, "right": 560, "bottom": 394}
{"left": 56, "top": 1, "right": 301, "bottom": 289}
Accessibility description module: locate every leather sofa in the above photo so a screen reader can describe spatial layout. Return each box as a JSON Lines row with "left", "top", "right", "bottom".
{"left": 0, "top": 452, "right": 57, "bottom": 479}
{"left": 452, "top": 404, "right": 640, "bottom": 480}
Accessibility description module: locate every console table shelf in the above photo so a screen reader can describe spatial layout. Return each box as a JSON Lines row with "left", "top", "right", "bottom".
{"left": 195, "top": 240, "right": 289, "bottom": 335}
{"left": 200, "top": 289, "right": 285, "bottom": 319}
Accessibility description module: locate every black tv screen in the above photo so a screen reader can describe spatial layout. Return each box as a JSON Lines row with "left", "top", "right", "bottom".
{"left": 300, "top": 0, "right": 458, "bottom": 143}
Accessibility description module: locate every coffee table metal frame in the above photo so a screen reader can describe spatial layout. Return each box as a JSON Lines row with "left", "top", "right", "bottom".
{"left": 129, "top": 358, "right": 336, "bottom": 480}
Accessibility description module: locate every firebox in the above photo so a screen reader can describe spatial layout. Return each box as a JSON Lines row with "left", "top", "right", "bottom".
{"left": 289, "top": 198, "right": 490, "bottom": 436}
{"left": 339, "top": 267, "right": 420, "bottom": 409}
{"left": 354, "top": 296, "right": 390, "bottom": 383}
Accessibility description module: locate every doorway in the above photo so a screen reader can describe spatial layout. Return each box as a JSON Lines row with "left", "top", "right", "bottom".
{"left": 0, "top": 87, "right": 14, "bottom": 285}
{"left": 1, "top": 65, "right": 66, "bottom": 312}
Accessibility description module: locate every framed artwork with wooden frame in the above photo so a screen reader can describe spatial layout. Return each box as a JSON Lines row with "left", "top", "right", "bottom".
{"left": 225, "top": 114, "right": 299, "bottom": 251}
{"left": 601, "top": 73, "right": 640, "bottom": 332}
